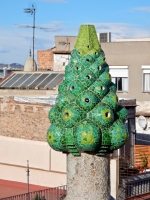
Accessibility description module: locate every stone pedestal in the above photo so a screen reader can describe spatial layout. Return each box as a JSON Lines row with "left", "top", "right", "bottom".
{"left": 65, "top": 153, "right": 110, "bottom": 200}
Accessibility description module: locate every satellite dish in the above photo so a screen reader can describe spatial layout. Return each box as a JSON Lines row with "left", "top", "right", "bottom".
{"left": 138, "top": 116, "right": 147, "bottom": 130}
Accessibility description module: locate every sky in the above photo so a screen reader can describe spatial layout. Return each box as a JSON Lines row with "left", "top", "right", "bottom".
{"left": 1, "top": 0, "right": 150, "bottom": 65}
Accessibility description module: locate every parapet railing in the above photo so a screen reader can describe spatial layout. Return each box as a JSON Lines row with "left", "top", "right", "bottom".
{"left": 118, "top": 172, "right": 150, "bottom": 199}
{"left": 0, "top": 185, "right": 67, "bottom": 200}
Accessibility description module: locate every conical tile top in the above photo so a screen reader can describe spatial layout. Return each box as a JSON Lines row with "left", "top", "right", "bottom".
{"left": 74, "top": 25, "right": 101, "bottom": 56}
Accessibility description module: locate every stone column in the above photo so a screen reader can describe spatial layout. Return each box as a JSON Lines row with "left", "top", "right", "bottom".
{"left": 65, "top": 153, "right": 110, "bottom": 200}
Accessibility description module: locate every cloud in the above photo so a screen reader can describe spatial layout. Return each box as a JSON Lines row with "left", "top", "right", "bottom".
{"left": 93, "top": 22, "right": 150, "bottom": 41}
{"left": 39, "top": 0, "right": 67, "bottom": 3}
{"left": 0, "top": 21, "right": 63, "bottom": 64}
{"left": 131, "top": 7, "right": 150, "bottom": 12}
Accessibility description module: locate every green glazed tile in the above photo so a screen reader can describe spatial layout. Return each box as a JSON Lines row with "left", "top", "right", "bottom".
{"left": 116, "top": 105, "right": 128, "bottom": 123}
{"left": 48, "top": 106, "right": 61, "bottom": 123}
{"left": 61, "top": 104, "right": 86, "bottom": 128}
{"left": 65, "top": 63, "right": 73, "bottom": 74}
{"left": 74, "top": 120, "right": 101, "bottom": 151}
{"left": 98, "top": 71, "right": 111, "bottom": 86}
{"left": 47, "top": 24, "right": 128, "bottom": 156}
{"left": 78, "top": 68, "right": 96, "bottom": 89}
{"left": 88, "top": 80, "right": 109, "bottom": 100}
{"left": 58, "top": 80, "right": 68, "bottom": 93}
{"left": 47, "top": 123, "right": 66, "bottom": 151}
{"left": 101, "top": 91, "right": 119, "bottom": 111}
{"left": 89, "top": 102, "right": 114, "bottom": 128}
{"left": 74, "top": 25, "right": 101, "bottom": 56}
{"left": 72, "top": 61, "right": 85, "bottom": 76}
{"left": 68, "top": 79, "right": 86, "bottom": 97}
{"left": 109, "top": 82, "right": 117, "bottom": 93}
{"left": 76, "top": 90, "right": 99, "bottom": 111}
{"left": 109, "top": 120, "right": 128, "bottom": 151}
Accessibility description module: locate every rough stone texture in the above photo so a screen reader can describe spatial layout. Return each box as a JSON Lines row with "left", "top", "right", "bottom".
{"left": 65, "top": 153, "right": 110, "bottom": 200}
{"left": 0, "top": 96, "right": 51, "bottom": 141}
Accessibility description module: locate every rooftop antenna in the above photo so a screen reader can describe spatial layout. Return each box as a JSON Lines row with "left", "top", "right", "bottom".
{"left": 15, "top": 3, "right": 51, "bottom": 71}
{"left": 24, "top": 4, "right": 36, "bottom": 71}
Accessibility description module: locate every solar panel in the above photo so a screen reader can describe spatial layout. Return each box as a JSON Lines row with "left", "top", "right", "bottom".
{"left": 29, "top": 74, "right": 49, "bottom": 88}
{"left": 2, "top": 74, "right": 24, "bottom": 87}
{"left": 0, "top": 73, "right": 16, "bottom": 87}
{"left": 11, "top": 74, "right": 33, "bottom": 88}
{"left": 20, "top": 74, "right": 41, "bottom": 88}
{"left": 37, "top": 73, "right": 58, "bottom": 88}
{"left": 45, "top": 74, "right": 64, "bottom": 89}
{"left": 0, "top": 72, "right": 65, "bottom": 90}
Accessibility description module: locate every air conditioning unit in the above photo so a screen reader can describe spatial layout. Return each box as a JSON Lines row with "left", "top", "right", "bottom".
{"left": 98, "top": 32, "right": 111, "bottom": 43}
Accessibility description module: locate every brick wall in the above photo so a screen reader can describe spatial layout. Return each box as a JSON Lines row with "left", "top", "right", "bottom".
{"left": 37, "top": 49, "right": 54, "bottom": 70}
{"left": 0, "top": 96, "right": 52, "bottom": 141}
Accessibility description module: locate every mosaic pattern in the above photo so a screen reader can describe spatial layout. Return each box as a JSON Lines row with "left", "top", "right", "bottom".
{"left": 47, "top": 25, "right": 128, "bottom": 156}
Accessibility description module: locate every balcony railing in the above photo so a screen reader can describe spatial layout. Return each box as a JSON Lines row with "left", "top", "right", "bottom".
{"left": 118, "top": 172, "right": 150, "bottom": 199}
{"left": 0, "top": 185, "right": 67, "bottom": 200}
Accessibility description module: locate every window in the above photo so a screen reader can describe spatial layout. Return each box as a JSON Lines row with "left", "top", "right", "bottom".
{"left": 142, "top": 66, "right": 150, "bottom": 92}
{"left": 109, "top": 66, "right": 128, "bottom": 92}
{"left": 111, "top": 77, "right": 128, "bottom": 91}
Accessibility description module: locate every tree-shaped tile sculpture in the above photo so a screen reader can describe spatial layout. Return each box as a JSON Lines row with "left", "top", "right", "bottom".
{"left": 47, "top": 25, "right": 128, "bottom": 157}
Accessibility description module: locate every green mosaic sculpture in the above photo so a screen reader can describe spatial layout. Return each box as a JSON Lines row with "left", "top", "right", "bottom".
{"left": 47, "top": 25, "right": 128, "bottom": 156}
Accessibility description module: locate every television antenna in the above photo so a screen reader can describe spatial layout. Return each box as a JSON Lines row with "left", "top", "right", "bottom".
{"left": 15, "top": 4, "right": 51, "bottom": 71}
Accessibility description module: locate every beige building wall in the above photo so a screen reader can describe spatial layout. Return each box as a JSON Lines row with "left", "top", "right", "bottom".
{"left": 116, "top": 38, "right": 150, "bottom": 42}
{"left": 0, "top": 164, "right": 66, "bottom": 188}
{"left": 101, "top": 41, "right": 150, "bottom": 101}
{"left": 0, "top": 136, "right": 66, "bottom": 187}
{"left": 55, "top": 36, "right": 77, "bottom": 52}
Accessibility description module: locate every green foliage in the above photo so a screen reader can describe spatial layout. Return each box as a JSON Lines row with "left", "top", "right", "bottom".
{"left": 140, "top": 153, "right": 149, "bottom": 169}
{"left": 33, "top": 194, "right": 45, "bottom": 200}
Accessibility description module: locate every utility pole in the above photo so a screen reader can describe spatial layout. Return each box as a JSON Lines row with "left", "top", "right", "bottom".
{"left": 26, "top": 160, "right": 30, "bottom": 199}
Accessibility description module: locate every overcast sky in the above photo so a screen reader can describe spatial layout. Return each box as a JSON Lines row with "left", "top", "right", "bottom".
{"left": 0, "top": 0, "right": 150, "bottom": 65}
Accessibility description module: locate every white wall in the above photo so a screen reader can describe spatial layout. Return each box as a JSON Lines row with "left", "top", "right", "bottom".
{"left": 54, "top": 54, "right": 70, "bottom": 71}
